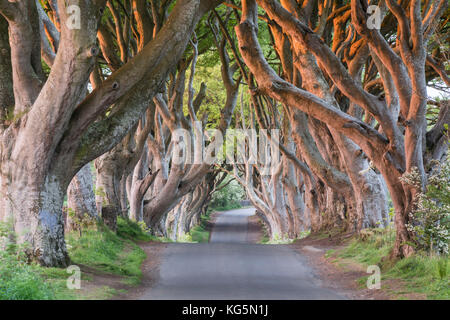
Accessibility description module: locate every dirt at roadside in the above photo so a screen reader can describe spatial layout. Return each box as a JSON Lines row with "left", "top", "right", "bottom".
{"left": 73, "top": 264, "right": 132, "bottom": 299}
{"left": 291, "top": 234, "right": 426, "bottom": 300}
{"left": 72, "top": 241, "right": 166, "bottom": 300}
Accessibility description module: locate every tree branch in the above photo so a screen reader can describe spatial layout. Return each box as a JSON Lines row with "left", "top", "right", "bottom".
{"left": 235, "top": 7, "right": 389, "bottom": 161}
{"left": 0, "top": 0, "right": 17, "bottom": 20}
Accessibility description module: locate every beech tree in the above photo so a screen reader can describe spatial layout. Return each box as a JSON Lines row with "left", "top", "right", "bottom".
{"left": 212, "top": 4, "right": 388, "bottom": 238}
{"left": 144, "top": 24, "right": 240, "bottom": 233}
{"left": 0, "top": 0, "right": 221, "bottom": 267}
{"left": 0, "top": 0, "right": 447, "bottom": 268}
{"left": 235, "top": 0, "right": 448, "bottom": 258}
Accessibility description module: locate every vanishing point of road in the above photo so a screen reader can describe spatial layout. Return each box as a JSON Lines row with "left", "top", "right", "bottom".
{"left": 138, "top": 207, "right": 344, "bottom": 299}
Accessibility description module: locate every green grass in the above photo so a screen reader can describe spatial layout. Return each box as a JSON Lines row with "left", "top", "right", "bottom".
{"left": 0, "top": 245, "right": 89, "bottom": 300}
{"left": 190, "top": 225, "right": 210, "bottom": 243}
{"left": 36, "top": 267, "right": 94, "bottom": 300}
{"left": 117, "top": 216, "right": 172, "bottom": 242}
{"left": 0, "top": 218, "right": 156, "bottom": 300}
{"left": 0, "top": 221, "right": 59, "bottom": 300}
{"left": 339, "top": 235, "right": 393, "bottom": 266}
{"left": 66, "top": 223, "right": 146, "bottom": 283}
{"left": 117, "top": 217, "right": 154, "bottom": 241}
{"left": 0, "top": 261, "right": 56, "bottom": 300}
{"left": 187, "top": 211, "right": 212, "bottom": 243}
{"left": 325, "top": 249, "right": 335, "bottom": 258}
{"left": 384, "top": 255, "right": 449, "bottom": 299}
{"left": 338, "top": 228, "right": 449, "bottom": 299}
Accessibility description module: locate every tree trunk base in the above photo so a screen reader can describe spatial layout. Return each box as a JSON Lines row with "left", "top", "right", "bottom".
{"left": 102, "top": 205, "right": 118, "bottom": 232}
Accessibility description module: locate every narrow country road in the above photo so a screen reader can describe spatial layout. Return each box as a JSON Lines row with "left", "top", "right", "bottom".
{"left": 138, "top": 208, "right": 345, "bottom": 300}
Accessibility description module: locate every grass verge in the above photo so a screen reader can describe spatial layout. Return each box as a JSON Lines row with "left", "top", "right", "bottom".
{"left": 66, "top": 222, "right": 146, "bottom": 285}
{"left": 190, "top": 225, "right": 210, "bottom": 243}
{"left": 0, "top": 258, "right": 56, "bottom": 300}
{"left": 117, "top": 217, "right": 172, "bottom": 242}
{"left": 335, "top": 228, "right": 449, "bottom": 299}
{"left": 188, "top": 210, "right": 213, "bottom": 243}
{"left": 0, "top": 217, "right": 157, "bottom": 300}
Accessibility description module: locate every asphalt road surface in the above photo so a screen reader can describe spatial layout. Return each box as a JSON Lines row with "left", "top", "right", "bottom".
{"left": 139, "top": 207, "right": 344, "bottom": 299}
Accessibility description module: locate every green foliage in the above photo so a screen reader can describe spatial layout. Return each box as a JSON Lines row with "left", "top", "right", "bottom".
{"left": 119, "top": 218, "right": 173, "bottom": 242}
{"left": 401, "top": 155, "right": 450, "bottom": 255}
{"left": 189, "top": 30, "right": 253, "bottom": 131}
{"left": 385, "top": 255, "right": 449, "bottom": 299}
{"left": 188, "top": 210, "right": 213, "bottom": 243}
{"left": 190, "top": 225, "right": 210, "bottom": 243}
{"left": 340, "top": 228, "right": 449, "bottom": 299}
{"left": 66, "top": 223, "right": 146, "bottom": 283}
{"left": 0, "top": 216, "right": 162, "bottom": 300}
{"left": 260, "top": 236, "right": 270, "bottom": 244}
{"left": 191, "top": 62, "right": 232, "bottom": 129}
{"left": 93, "top": 186, "right": 107, "bottom": 206}
{"left": 1, "top": 107, "right": 29, "bottom": 125}
{"left": 340, "top": 228, "right": 395, "bottom": 265}
{"left": 0, "top": 221, "right": 55, "bottom": 300}
{"left": 177, "top": 232, "right": 193, "bottom": 243}
{"left": 117, "top": 217, "right": 153, "bottom": 241}
{"left": 437, "top": 258, "right": 448, "bottom": 279}
{"left": 116, "top": 217, "right": 172, "bottom": 242}
{"left": 209, "top": 177, "right": 244, "bottom": 210}
{"left": 67, "top": 209, "right": 97, "bottom": 237}
{"left": 325, "top": 249, "right": 336, "bottom": 258}
{"left": 0, "top": 261, "right": 55, "bottom": 300}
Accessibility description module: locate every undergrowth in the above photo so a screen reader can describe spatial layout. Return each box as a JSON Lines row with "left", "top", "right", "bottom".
{"left": 117, "top": 217, "right": 171, "bottom": 242}
{"left": 189, "top": 213, "right": 211, "bottom": 243}
{"left": 0, "top": 221, "right": 66, "bottom": 300}
{"left": 339, "top": 228, "right": 449, "bottom": 299}
{"left": 182, "top": 210, "right": 213, "bottom": 243}
{"left": 66, "top": 222, "right": 146, "bottom": 283}
{"left": 0, "top": 218, "right": 152, "bottom": 300}
{"left": 0, "top": 257, "right": 56, "bottom": 300}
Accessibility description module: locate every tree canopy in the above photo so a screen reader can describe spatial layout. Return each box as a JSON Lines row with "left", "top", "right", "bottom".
{"left": 0, "top": 0, "right": 448, "bottom": 267}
